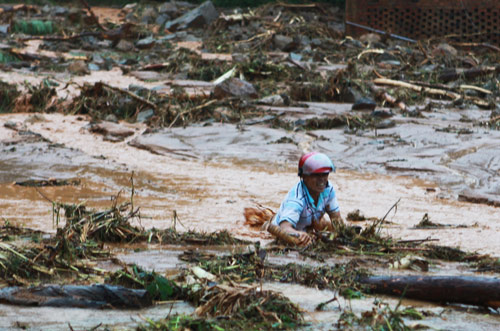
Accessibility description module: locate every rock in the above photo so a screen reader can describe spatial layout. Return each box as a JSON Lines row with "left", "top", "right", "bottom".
{"left": 164, "top": 1, "right": 219, "bottom": 32}
{"left": 136, "top": 109, "right": 155, "bottom": 123}
{"left": 115, "top": 39, "right": 134, "bottom": 52}
{"left": 359, "top": 33, "right": 381, "bottom": 44}
{"left": 273, "top": 34, "right": 295, "bottom": 51}
{"left": 377, "top": 52, "right": 400, "bottom": 66}
{"left": 289, "top": 52, "right": 302, "bottom": 62}
{"left": 97, "top": 40, "right": 113, "bottom": 49}
{"left": 89, "top": 121, "right": 135, "bottom": 141}
{"left": 232, "top": 53, "right": 250, "bottom": 63}
{"left": 135, "top": 36, "right": 156, "bottom": 49}
{"left": 0, "top": 24, "right": 9, "bottom": 35}
{"left": 92, "top": 53, "right": 105, "bottom": 65}
{"left": 352, "top": 97, "right": 376, "bottom": 111}
{"left": 183, "top": 34, "right": 201, "bottom": 42}
{"left": 375, "top": 119, "right": 396, "bottom": 129}
{"left": 311, "top": 38, "right": 322, "bottom": 47}
{"left": 159, "top": 2, "right": 179, "bottom": 16}
{"left": 336, "top": 87, "right": 358, "bottom": 103}
{"left": 156, "top": 14, "right": 170, "bottom": 27}
{"left": 104, "top": 114, "right": 118, "bottom": 123}
{"left": 141, "top": 7, "right": 158, "bottom": 24}
{"left": 371, "top": 109, "right": 394, "bottom": 118}
{"left": 298, "top": 35, "right": 311, "bottom": 47}
{"left": 68, "top": 60, "right": 89, "bottom": 75}
{"left": 432, "top": 43, "right": 458, "bottom": 58}
{"left": 213, "top": 78, "right": 258, "bottom": 100}
{"left": 258, "top": 94, "right": 284, "bottom": 106}
{"left": 53, "top": 6, "right": 68, "bottom": 16}
{"left": 88, "top": 63, "right": 100, "bottom": 71}
{"left": 41, "top": 4, "right": 51, "bottom": 14}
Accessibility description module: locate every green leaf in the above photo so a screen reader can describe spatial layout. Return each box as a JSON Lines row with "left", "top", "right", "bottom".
{"left": 146, "top": 275, "right": 174, "bottom": 300}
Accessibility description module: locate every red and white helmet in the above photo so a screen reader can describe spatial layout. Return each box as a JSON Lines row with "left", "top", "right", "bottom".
{"left": 298, "top": 152, "right": 335, "bottom": 176}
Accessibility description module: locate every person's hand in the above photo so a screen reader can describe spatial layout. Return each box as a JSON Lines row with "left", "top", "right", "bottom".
{"left": 291, "top": 231, "right": 312, "bottom": 247}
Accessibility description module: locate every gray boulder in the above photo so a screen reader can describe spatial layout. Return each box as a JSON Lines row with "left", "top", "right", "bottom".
{"left": 213, "top": 78, "right": 258, "bottom": 100}
{"left": 164, "top": 1, "right": 219, "bottom": 32}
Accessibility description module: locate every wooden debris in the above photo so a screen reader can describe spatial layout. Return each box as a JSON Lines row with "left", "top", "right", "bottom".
{"left": 373, "top": 78, "right": 492, "bottom": 108}
{"left": 438, "top": 66, "right": 500, "bottom": 83}
{"left": 0, "top": 284, "right": 151, "bottom": 309}
{"left": 360, "top": 275, "right": 500, "bottom": 308}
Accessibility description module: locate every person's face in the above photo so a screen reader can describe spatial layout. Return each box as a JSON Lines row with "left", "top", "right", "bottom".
{"left": 302, "top": 173, "right": 329, "bottom": 196}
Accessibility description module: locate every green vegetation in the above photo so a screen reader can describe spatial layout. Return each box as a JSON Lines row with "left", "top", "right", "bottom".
{"left": 0, "top": 81, "right": 20, "bottom": 113}
{"left": 107, "top": 265, "right": 181, "bottom": 300}
{"left": 338, "top": 299, "right": 426, "bottom": 330}
{"left": 12, "top": 20, "right": 56, "bottom": 35}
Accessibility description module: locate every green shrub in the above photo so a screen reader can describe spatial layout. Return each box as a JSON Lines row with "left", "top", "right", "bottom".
{"left": 12, "top": 20, "right": 55, "bottom": 35}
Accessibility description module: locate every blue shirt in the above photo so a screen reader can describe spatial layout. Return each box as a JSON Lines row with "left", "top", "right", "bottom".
{"left": 272, "top": 180, "right": 340, "bottom": 231}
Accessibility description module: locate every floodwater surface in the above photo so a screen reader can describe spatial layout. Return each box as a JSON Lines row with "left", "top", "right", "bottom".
{"left": 1, "top": 113, "right": 498, "bottom": 255}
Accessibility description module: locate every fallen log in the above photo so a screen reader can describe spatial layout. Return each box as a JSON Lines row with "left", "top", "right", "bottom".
{"left": 374, "top": 78, "right": 461, "bottom": 100}
{"left": 360, "top": 275, "right": 500, "bottom": 308}
{"left": 373, "top": 78, "right": 492, "bottom": 108}
{"left": 0, "top": 284, "right": 152, "bottom": 309}
{"left": 438, "top": 66, "right": 500, "bottom": 83}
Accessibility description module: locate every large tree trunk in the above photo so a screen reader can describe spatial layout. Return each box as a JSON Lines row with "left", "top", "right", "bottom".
{"left": 0, "top": 284, "right": 152, "bottom": 309}
{"left": 360, "top": 276, "right": 500, "bottom": 308}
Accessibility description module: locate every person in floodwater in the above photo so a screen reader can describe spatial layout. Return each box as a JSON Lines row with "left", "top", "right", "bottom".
{"left": 271, "top": 151, "right": 344, "bottom": 246}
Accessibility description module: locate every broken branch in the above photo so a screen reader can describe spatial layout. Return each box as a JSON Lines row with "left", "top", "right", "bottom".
{"left": 99, "top": 82, "right": 158, "bottom": 110}
{"left": 373, "top": 78, "right": 492, "bottom": 108}
{"left": 79, "top": 0, "right": 107, "bottom": 31}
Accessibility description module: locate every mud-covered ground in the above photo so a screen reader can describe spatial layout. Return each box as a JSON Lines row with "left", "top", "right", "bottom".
{"left": 0, "top": 1, "right": 499, "bottom": 330}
